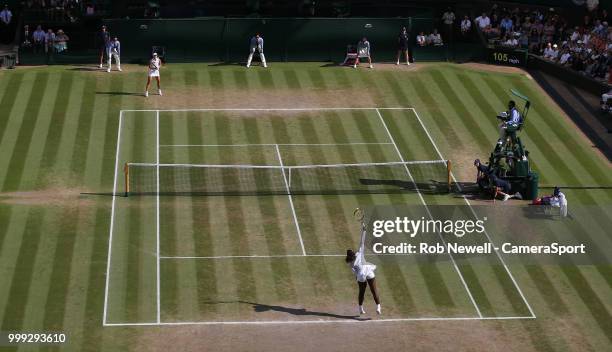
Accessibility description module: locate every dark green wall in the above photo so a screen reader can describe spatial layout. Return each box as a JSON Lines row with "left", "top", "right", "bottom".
{"left": 103, "top": 18, "right": 420, "bottom": 62}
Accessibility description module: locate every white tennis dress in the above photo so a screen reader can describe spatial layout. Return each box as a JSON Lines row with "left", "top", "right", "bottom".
{"left": 350, "top": 225, "right": 376, "bottom": 282}
{"left": 148, "top": 57, "right": 161, "bottom": 77}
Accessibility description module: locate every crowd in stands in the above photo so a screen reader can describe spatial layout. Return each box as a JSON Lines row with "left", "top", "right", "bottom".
{"left": 19, "top": 1, "right": 105, "bottom": 22}
{"left": 471, "top": 3, "right": 612, "bottom": 82}
{"left": 416, "top": 29, "right": 444, "bottom": 47}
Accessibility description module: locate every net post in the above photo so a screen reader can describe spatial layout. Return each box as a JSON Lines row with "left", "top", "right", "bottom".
{"left": 447, "top": 160, "right": 452, "bottom": 193}
{"left": 124, "top": 162, "right": 130, "bottom": 197}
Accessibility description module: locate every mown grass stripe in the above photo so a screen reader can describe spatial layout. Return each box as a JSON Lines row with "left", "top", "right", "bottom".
{"left": 1, "top": 73, "right": 49, "bottom": 191}
{"left": 186, "top": 112, "right": 218, "bottom": 317}
{"left": 405, "top": 74, "right": 464, "bottom": 149}
{"left": 0, "top": 73, "right": 24, "bottom": 142}
{"left": 523, "top": 265, "right": 569, "bottom": 316}
{"left": 42, "top": 207, "right": 80, "bottom": 331}
{"left": 80, "top": 206, "right": 110, "bottom": 352}
{"left": 160, "top": 116, "right": 180, "bottom": 318}
{"left": 429, "top": 69, "right": 490, "bottom": 150}
{"left": 0, "top": 208, "right": 45, "bottom": 330}
{"left": 0, "top": 205, "right": 11, "bottom": 254}
{"left": 81, "top": 76, "right": 118, "bottom": 188}
{"left": 288, "top": 112, "right": 340, "bottom": 300}
{"left": 256, "top": 69, "right": 274, "bottom": 89}
{"left": 38, "top": 73, "right": 75, "bottom": 175}
{"left": 562, "top": 265, "right": 612, "bottom": 344}
{"left": 214, "top": 112, "right": 257, "bottom": 305}
{"left": 282, "top": 69, "right": 301, "bottom": 89}
{"left": 69, "top": 77, "right": 99, "bottom": 180}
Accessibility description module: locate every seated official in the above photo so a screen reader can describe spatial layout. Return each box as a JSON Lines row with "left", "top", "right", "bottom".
{"left": 498, "top": 100, "right": 521, "bottom": 140}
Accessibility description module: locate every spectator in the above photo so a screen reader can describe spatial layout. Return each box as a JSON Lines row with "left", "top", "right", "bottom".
{"left": 542, "top": 20, "right": 555, "bottom": 44}
{"left": 54, "top": 29, "right": 69, "bottom": 53}
{"left": 503, "top": 34, "right": 518, "bottom": 48}
{"left": 428, "top": 29, "right": 443, "bottom": 46}
{"left": 33, "top": 25, "right": 46, "bottom": 53}
{"left": 416, "top": 31, "right": 426, "bottom": 47}
{"left": 461, "top": 15, "right": 472, "bottom": 36}
{"left": 559, "top": 49, "right": 572, "bottom": 66}
{"left": 86, "top": 3, "right": 95, "bottom": 16}
{"left": 528, "top": 27, "right": 541, "bottom": 52}
{"left": 0, "top": 4, "right": 11, "bottom": 25}
{"left": 500, "top": 15, "right": 513, "bottom": 36}
{"left": 0, "top": 4, "right": 11, "bottom": 43}
{"left": 518, "top": 31, "right": 529, "bottom": 48}
{"left": 45, "top": 28, "right": 55, "bottom": 53}
{"left": 475, "top": 12, "right": 491, "bottom": 29}
{"left": 543, "top": 43, "right": 559, "bottom": 60}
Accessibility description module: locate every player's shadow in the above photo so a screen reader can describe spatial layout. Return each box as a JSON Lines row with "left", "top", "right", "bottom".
{"left": 359, "top": 178, "right": 453, "bottom": 194}
{"left": 239, "top": 301, "right": 370, "bottom": 321}
{"left": 95, "top": 91, "right": 144, "bottom": 96}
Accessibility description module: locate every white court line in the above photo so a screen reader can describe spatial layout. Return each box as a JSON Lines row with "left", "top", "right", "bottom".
{"left": 160, "top": 253, "right": 437, "bottom": 259}
{"left": 161, "top": 254, "right": 344, "bottom": 259}
{"left": 275, "top": 144, "right": 306, "bottom": 256}
{"left": 102, "top": 111, "right": 123, "bottom": 326}
{"left": 375, "top": 108, "right": 483, "bottom": 318}
{"left": 156, "top": 110, "right": 161, "bottom": 323}
{"left": 159, "top": 142, "right": 394, "bottom": 147}
{"left": 121, "top": 107, "right": 414, "bottom": 112}
{"left": 103, "top": 315, "right": 535, "bottom": 327}
{"left": 408, "top": 108, "right": 536, "bottom": 318}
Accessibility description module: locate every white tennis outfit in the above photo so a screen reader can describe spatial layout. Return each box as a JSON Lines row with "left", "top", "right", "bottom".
{"left": 148, "top": 57, "right": 161, "bottom": 77}
{"left": 350, "top": 227, "right": 376, "bottom": 282}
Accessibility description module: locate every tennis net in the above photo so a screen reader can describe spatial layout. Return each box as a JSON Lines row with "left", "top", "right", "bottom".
{"left": 124, "top": 160, "right": 452, "bottom": 196}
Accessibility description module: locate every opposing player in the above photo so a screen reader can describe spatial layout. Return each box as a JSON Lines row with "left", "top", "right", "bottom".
{"left": 107, "top": 36, "right": 121, "bottom": 72}
{"left": 246, "top": 33, "right": 267, "bottom": 68}
{"left": 145, "top": 52, "right": 162, "bottom": 97}
{"left": 345, "top": 217, "right": 381, "bottom": 315}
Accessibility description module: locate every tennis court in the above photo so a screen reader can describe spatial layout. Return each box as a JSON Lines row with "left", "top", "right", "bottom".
{"left": 103, "top": 107, "right": 534, "bottom": 325}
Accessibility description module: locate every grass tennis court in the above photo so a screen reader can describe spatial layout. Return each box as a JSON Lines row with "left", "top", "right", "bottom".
{"left": 104, "top": 107, "right": 533, "bottom": 325}
{"left": 0, "top": 62, "right": 611, "bottom": 351}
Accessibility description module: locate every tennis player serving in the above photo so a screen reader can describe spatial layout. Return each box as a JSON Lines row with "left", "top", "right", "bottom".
{"left": 346, "top": 208, "right": 381, "bottom": 315}
{"left": 145, "top": 52, "right": 162, "bottom": 97}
